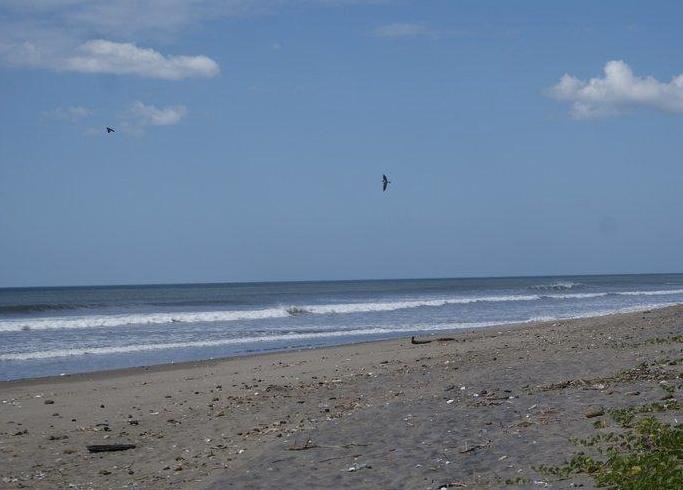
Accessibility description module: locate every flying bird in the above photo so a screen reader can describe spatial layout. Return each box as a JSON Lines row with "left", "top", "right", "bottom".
{"left": 106, "top": 127, "right": 115, "bottom": 133}
{"left": 382, "top": 174, "right": 391, "bottom": 192}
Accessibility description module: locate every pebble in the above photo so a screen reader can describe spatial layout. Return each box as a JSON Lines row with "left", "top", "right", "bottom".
{"left": 584, "top": 406, "right": 605, "bottom": 418}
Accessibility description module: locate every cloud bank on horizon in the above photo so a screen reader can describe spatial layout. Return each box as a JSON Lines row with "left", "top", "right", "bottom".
{"left": 548, "top": 60, "right": 683, "bottom": 119}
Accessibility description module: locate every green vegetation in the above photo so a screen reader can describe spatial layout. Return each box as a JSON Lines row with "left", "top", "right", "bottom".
{"left": 642, "top": 335, "right": 683, "bottom": 346}
{"left": 607, "top": 400, "right": 681, "bottom": 428}
{"left": 537, "top": 400, "right": 683, "bottom": 489}
{"left": 538, "top": 418, "right": 682, "bottom": 488}
{"left": 534, "top": 361, "right": 678, "bottom": 393}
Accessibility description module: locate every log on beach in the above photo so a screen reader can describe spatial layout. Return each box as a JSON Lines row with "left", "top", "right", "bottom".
{"left": 86, "top": 444, "right": 136, "bottom": 453}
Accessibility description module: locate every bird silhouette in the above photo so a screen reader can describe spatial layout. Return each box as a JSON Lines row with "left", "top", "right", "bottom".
{"left": 382, "top": 174, "right": 391, "bottom": 192}
{"left": 106, "top": 127, "right": 115, "bottom": 133}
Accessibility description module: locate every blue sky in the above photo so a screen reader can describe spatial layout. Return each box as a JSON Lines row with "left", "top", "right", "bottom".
{"left": 1, "top": 0, "right": 683, "bottom": 287}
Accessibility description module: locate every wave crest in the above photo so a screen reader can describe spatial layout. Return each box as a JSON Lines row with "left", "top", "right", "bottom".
{"left": 286, "top": 306, "right": 311, "bottom": 316}
{"left": 529, "top": 281, "right": 583, "bottom": 291}
{"left": 0, "top": 303, "right": 100, "bottom": 314}
{"left": 2, "top": 289, "right": 683, "bottom": 333}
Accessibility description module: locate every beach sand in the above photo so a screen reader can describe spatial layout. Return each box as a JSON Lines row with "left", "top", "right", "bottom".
{"left": 1, "top": 306, "right": 682, "bottom": 489}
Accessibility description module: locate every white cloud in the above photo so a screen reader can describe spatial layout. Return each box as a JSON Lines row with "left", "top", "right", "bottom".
{"left": 547, "top": 60, "right": 683, "bottom": 119}
{"left": 42, "top": 105, "right": 92, "bottom": 122}
{"left": 1, "top": 1, "right": 391, "bottom": 41}
{"left": 0, "top": 1, "right": 225, "bottom": 79}
{"left": 1, "top": 1, "right": 257, "bottom": 39}
{"left": 123, "top": 101, "right": 187, "bottom": 134}
{"left": 372, "top": 23, "right": 434, "bottom": 39}
{"left": 62, "top": 40, "right": 219, "bottom": 79}
{"left": 0, "top": 1, "right": 388, "bottom": 78}
{"left": 1, "top": 36, "right": 219, "bottom": 80}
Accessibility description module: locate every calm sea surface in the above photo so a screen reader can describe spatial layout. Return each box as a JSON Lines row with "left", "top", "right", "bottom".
{"left": 2, "top": 274, "right": 683, "bottom": 380}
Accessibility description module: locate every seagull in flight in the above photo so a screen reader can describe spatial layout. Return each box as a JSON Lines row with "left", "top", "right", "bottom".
{"left": 382, "top": 174, "right": 391, "bottom": 192}
{"left": 106, "top": 127, "right": 115, "bottom": 133}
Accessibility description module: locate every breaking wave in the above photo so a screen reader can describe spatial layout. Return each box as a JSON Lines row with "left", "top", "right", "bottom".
{"left": 2, "top": 289, "right": 683, "bottom": 333}
{"left": 286, "top": 306, "right": 312, "bottom": 316}
{"left": 528, "top": 281, "right": 583, "bottom": 291}
{"left": 617, "top": 289, "right": 683, "bottom": 296}
{"left": 4, "top": 301, "right": 681, "bottom": 362}
{"left": 0, "top": 295, "right": 541, "bottom": 332}
{"left": 0, "top": 303, "right": 100, "bottom": 314}
{"left": 0, "top": 320, "right": 523, "bottom": 361}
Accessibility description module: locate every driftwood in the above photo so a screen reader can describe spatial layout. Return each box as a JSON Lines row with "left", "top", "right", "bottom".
{"left": 411, "top": 336, "right": 457, "bottom": 345}
{"left": 288, "top": 436, "right": 368, "bottom": 452}
{"left": 458, "top": 440, "right": 491, "bottom": 454}
{"left": 86, "top": 444, "right": 136, "bottom": 453}
{"left": 288, "top": 438, "right": 317, "bottom": 451}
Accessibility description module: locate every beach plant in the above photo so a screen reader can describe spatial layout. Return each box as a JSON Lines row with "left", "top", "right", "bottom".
{"left": 537, "top": 412, "right": 683, "bottom": 489}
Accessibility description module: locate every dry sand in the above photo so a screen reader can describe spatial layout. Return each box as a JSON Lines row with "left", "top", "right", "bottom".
{"left": 1, "top": 306, "right": 682, "bottom": 489}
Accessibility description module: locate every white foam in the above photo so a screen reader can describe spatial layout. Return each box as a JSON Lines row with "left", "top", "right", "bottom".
{"left": 616, "top": 289, "right": 683, "bottom": 296}
{"left": 529, "top": 281, "right": 583, "bottom": 290}
{"left": 544, "top": 292, "right": 608, "bottom": 300}
{"left": 527, "top": 301, "right": 682, "bottom": 323}
{"left": 2, "top": 288, "right": 683, "bottom": 333}
{"left": 0, "top": 320, "right": 522, "bottom": 361}
{"left": 3, "top": 302, "right": 681, "bottom": 362}
{"left": 0, "top": 307, "right": 291, "bottom": 332}
{"left": 0, "top": 294, "right": 542, "bottom": 332}
{"left": 0, "top": 328, "right": 396, "bottom": 361}
{"left": 302, "top": 295, "right": 541, "bottom": 315}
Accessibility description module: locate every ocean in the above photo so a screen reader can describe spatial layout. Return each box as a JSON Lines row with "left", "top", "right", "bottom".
{"left": 1, "top": 274, "right": 683, "bottom": 380}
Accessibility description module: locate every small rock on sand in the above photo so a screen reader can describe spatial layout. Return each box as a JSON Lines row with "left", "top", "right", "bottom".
{"left": 584, "top": 406, "right": 605, "bottom": 418}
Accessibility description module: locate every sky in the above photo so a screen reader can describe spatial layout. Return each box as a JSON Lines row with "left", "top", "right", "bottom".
{"left": 1, "top": 0, "right": 683, "bottom": 287}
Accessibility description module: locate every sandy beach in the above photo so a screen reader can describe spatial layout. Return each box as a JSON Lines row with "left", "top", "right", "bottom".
{"left": 1, "top": 305, "right": 682, "bottom": 489}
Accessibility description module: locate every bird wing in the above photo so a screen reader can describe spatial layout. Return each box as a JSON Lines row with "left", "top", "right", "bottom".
{"left": 382, "top": 174, "right": 388, "bottom": 182}
{"left": 383, "top": 181, "right": 388, "bottom": 191}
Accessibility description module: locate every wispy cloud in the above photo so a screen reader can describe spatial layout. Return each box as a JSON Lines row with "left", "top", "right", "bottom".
{"left": 1, "top": 37, "right": 219, "bottom": 81}
{"left": 63, "top": 40, "right": 218, "bottom": 79}
{"left": 42, "top": 105, "right": 92, "bottom": 122}
{"left": 0, "top": 1, "right": 392, "bottom": 78}
{"left": 0, "top": 1, "right": 228, "bottom": 79}
{"left": 120, "top": 101, "right": 187, "bottom": 134}
{"left": 372, "top": 22, "right": 435, "bottom": 39}
{"left": 128, "top": 101, "right": 187, "bottom": 126}
{"left": 2, "top": 1, "right": 390, "bottom": 37}
{"left": 547, "top": 60, "right": 683, "bottom": 119}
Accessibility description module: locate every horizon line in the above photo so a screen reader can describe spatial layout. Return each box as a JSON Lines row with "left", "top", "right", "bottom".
{"left": 2, "top": 270, "right": 683, "bottom": 291}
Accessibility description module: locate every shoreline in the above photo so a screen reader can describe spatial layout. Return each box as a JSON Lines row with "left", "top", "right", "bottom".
{"left": 1, "top": 305, "right": 682, "bottom": 488}
{"left": 2, "top": 302, "right": 679, "bottom": 387}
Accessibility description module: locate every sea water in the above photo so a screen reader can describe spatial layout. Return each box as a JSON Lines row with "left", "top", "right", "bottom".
{"left": 1, "top": 274, "right": 683, "bottom": 380}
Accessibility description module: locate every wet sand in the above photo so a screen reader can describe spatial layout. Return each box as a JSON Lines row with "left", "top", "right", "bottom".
{"left": 1, "top": 306, "right": 682, "bottom": 489}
